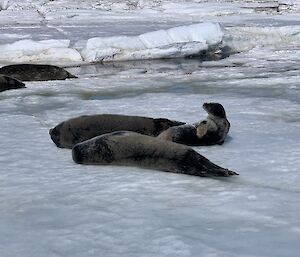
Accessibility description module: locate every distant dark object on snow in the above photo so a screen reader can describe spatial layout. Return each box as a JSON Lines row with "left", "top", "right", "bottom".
{"left": 0, "top": 74, "right": 25, "bottom": 92}
{"left": 0, "top": 64, "right": 77, "bottom": 81}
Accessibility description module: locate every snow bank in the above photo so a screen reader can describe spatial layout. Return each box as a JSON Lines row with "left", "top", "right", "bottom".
{"left": 0, "top": 39, "right": 83, "bottom": 64}
{"left": 81, "top": 22, "right": 225, "bottom": 62}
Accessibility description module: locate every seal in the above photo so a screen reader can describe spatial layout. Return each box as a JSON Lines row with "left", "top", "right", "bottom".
{"left": 157, "top": 102, "right": 230, "bottom": 146}
{"left": 0, "top": 74, "right": 26, "bottom": 92}
{"left": 72, "top": 131, "right": 237, "bottom": 177}
{"left": 0, "top": 64, "right": 77, "bottom": 81}
{"left": 50, "top": 114, "right": 185, "bottom": 149}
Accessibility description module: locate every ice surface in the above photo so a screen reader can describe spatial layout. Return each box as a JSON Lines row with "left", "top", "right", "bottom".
{"left": 0, "top": 1, "right": 300, "bottom": 257}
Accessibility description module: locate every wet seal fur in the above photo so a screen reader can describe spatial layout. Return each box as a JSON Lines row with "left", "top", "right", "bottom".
{"left": 158, "top": 103, "right": 230, "bottom": 146}
{"left": 50, "top": 114, "right": 185, "bottom": 149}
{"left": 0, "top": 64, "right": 77, "bottom": 81}
{"left": 72, "top": 131, "right": 237, "bottom": 177}
{"left": 0, "top": 74, "right": 25, "bottom": 92}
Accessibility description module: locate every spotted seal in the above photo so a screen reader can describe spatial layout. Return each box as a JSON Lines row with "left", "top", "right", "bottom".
{"left": 72, "top": 131, "right": 237, "bottom": 177}
{"left": 50, "top": 114, "right": 185, "bottom": 149}
{"left": 157, "top": 102, "right": 230, "bottom": 146}
{"left": 0, "top": 64, "right": 77, "bottom": 81}
{"left": 0, "top": 74, "right": 25, "bottom": 92}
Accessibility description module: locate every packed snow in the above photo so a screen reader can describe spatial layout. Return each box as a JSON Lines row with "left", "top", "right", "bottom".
{"left": 0, "top": 0, "right": 300, "bottom": 257}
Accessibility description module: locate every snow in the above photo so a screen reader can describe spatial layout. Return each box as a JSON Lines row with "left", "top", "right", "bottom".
{"left": 0, "top": 0, "right": 300, "bottom": 257}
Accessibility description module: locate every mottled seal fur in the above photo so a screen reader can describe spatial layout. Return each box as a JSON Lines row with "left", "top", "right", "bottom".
{"left": 50, "top": 114, "right": 185, "bottom": 149}
{"left": 0, "top": 64, "right": 77, "bottom": 81}
{"left": 72, "top": 131, "right": 237, "bottom": 177}
{"left": 0, "top": 74, "right": 26, "bottom": 92}
{"left": 158, "top": 102, "right": 230, "bottom": 146}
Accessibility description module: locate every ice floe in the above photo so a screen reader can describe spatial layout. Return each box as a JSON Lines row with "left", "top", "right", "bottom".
{"left": 0, "top": 22, "right": 225, "bottom": 64}
{"left": 0, "top": 39, "right": 83, "bottom": 64}
{"left": 81, "top": 22, "right": 225, "bottom": 62}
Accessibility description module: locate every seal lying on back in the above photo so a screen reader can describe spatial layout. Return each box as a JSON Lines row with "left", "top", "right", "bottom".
{"left": 0, "top": 64, "right": 77, "bottom": 81}
{"left": 0, "top": 74, "right": 25, "bottom": 92}
{"left": 72, "top": 131, "right": 237, "bottom": 177}
{"left": 50, "top": 114, "right": 185, "bottom": 149}
{"left": 158, "top": 102, "right": 230, "bottom": 146}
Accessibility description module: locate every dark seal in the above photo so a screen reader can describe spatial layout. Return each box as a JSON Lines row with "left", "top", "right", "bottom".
{"left": 72, "top": 131, "right": 237, "bottom": 177}
{"left": 0, "top": 74, "right": 26, "bottom": 92}
{"left": 50, "top": 114, "right": 185, "bottom": 149}
{"left": 0, "top": 64, "right": 77, "bottom": 81}
{"left": 158, "top": 102, "right": 230, "bottom": 146}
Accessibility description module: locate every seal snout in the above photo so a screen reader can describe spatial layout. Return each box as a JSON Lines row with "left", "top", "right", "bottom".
{"left": 72, "top": 145, "right": 83, "bottom": 164}
{"left": 202, "top": 102, "right": 211, "bottom": 112}
{"left": 49, "top": 126, "right": 61, "bottom": 147}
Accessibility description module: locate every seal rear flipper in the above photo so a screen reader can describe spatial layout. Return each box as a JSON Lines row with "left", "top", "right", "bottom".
{"left": 184, "top": 149, "right": 237, "bottom": 177}
{"left": 206, "top": 168, "right": 238, "bottom": 177}
{"left": 67, "top": 72, "right": 78, "bottom": 79}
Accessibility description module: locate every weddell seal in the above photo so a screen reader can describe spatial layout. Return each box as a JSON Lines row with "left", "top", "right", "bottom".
{"left": 0, "top": 64, "right": 77, "bottom": 81}
{"left": 72, "top": 131, "right": 237, "bottom": 177}
{"left": 0, "top": 74, "right": 26, "bottom": 92}
{"left": 50, "top": 114, "right": 185, "bottom": 149}
{"left": 157, "top": 102, "right": 230, "bottom": 146}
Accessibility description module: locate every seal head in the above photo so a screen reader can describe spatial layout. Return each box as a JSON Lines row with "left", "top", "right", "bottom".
{"left": 203, "top": 102, "right": 227, "bottom": 119}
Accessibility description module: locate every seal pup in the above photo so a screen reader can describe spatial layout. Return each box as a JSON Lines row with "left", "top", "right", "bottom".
{"left": 0, "top": 64, "right": 77, "bottom": 81}
{"left": 50, "top": 114, "right": 185, "bottom": 149}
{"left": 72, "top": 131, "right": 237, "bottom": 177}
{"left": 158, "top": 102, "right": 230, "bottom": 146}
{"left": 0, "top": 74, "right": 26, "bottom": 92}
